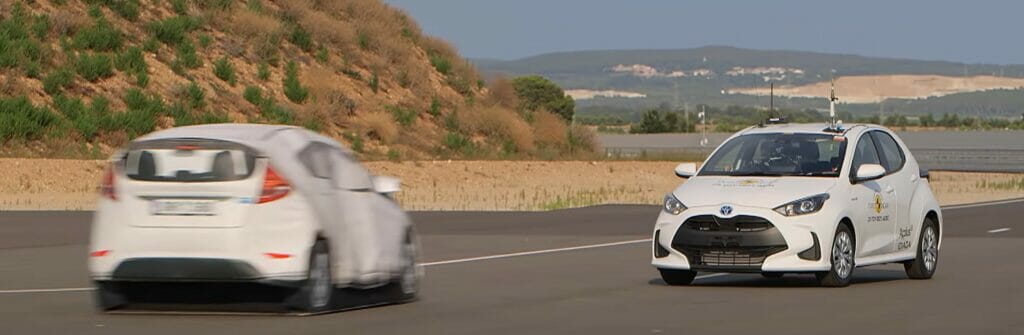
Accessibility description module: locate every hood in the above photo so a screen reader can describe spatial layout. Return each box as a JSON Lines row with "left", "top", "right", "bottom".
{"left": 673, "top": 176, "right": 838, "bottom": 209}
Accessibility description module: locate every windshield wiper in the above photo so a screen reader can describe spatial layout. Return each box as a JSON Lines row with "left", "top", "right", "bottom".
{"left": 727, "top": 171, "right": 789, "bottom": 177}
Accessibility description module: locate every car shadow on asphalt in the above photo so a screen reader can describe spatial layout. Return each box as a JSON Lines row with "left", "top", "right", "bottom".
{"left": 647, "top": 269, "right": 909, "bottom": 288}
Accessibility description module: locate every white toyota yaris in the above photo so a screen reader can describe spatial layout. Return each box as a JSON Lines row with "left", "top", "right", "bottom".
{"left": 652, "top": 122, "right": 942, "bottom": 287}
{"left": 89, "top": 124, "right": 420, "bottom": 312}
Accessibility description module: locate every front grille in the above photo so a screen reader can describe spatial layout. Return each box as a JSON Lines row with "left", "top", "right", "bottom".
{"left": 683, "top": 215, "right": 773, "bottom": 232}
{"left": 678, "top": 246, "right": 787, "bottom": 268}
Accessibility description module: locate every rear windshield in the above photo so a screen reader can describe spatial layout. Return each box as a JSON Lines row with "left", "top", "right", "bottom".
{"left": 121, "top": 139, "right": 258, "bottom": 182}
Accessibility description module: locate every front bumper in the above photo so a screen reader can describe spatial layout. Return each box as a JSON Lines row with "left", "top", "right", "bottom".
{"left": 652, "top": 205, "right": 833, "bottom": 272}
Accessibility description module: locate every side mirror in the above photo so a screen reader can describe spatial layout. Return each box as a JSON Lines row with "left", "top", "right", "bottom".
{"left": 853, "top": 164, "right": 886, "bottom": 183}
{"left": 372, "top": 176, "right": 401, "bottom": 194}
{"left": 674, "top": 163, "right": 697, "bottom": 179}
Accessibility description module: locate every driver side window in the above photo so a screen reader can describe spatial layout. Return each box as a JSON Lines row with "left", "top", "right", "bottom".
{"left": 851, "top": 134, "right": 881, "bottom": 177}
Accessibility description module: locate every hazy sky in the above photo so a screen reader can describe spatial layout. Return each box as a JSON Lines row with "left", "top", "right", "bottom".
{"left": 383, "top": 0, "right": 1022, "bottom": 64}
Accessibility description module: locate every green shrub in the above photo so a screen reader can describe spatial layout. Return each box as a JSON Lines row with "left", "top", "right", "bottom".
{"left": 429, "top": 96, "right": 442, "bottom": 117}
{"left": 73, "top": 17, "right": 124, "bottom": 51}
{"left": 184, "top": 82, "right": 205, "bottom": 108}
{"left": 282, "top": 61, "right": 308, "bottom": 103}
{"left": 197, "top": 110, "right": 231, "bottom": 124}
{"left": 247, "top": 0, "right": 264, "bottom": 12}
{"left": 212, "top": 56, "right": 236, "bottom": 85}
{"left": 42, "top": 68, "right": 74, "bottom": 95}
{"left": 387, "top": 149, "right": 400, "bottom": 162}
{"left": 443, "top": 131, "right": 474, "bottom": 155}
{"left": 53, "top": 95, "right": 105, "bottom": 140}
{"left": 243, "top": 86, "right": 263, "bottom": 105}
{"left": 87, "top": 4, "right": 103, "bottom": 19}
{"left": 75, "top": 53, "right": 115, "bottom": 82}
{"left": 387, "top": 105, "right": 416, "bottom": 127}
{"left": 109, "top": 0, "right": 141, "bottom": 21}
{"left": 173, "top": 39, "right": 202, "bottom": 69}
{"left": 142, "top": 37, "right": 159, "bottom": 53}
{"left": 429, "top": 53, "right": 451, "bottom": 75}
{"left": 135, "top": 70, "right": 149, "bottom": 87}
{"left": 31, "top": 14, "right": 50, "bottom": 39}
{"left": 171, "top": 0, "right": 188, "bottom": 15}
{"left": 257, "top": 62, "right": 270, "bottom": 81}
{"left": 195, "top": 0, "right": 234, "bottom": 11}
{"left": 0, "top": 39, "right": 43, "bottom": 69}
{"left": 357, "top": 31, "right": 370, "bottom": 50}
{"left": 288, "top": 26, "right": 314, "bottom": 52}
{"left": 315, "top": 46, "right": 328, "bottom": 63}
{"left": 260, "top": 100, "right": 293, "bottom": 124}
{"left": 369, "top": 73, "right": 379, "bottom": 93}
{"left": 343, "top": 132, "right": 363, "bottom": 153}
{"left": 113, "top": 88, "right": 164, "bottom": 138}
{"left": 114, "top": 46, "right": 146, "bottom": 73}
{"left": 0, "top": 96, "right": 58, "bottom": 141}
{"left": 24, "top": 61, "right": 42, "bottom": 78}
{"left": 198, "top": 34, "right": 212, "bottom": 48}
{"left": 148, "top": 15, "right": 200, "bottom": 45}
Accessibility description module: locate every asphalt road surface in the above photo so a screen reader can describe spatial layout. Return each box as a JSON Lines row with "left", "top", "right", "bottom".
{"left": 1, "top": 200, "right": 1022, "bottom": 335}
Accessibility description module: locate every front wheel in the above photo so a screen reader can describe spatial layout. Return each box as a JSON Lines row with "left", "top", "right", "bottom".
{"left": 817, "top": 224, "right": 855, "bottom": 287}
{"left": 397, "top": 229, "right": 420, "bottom": 302}
{"left": 658, "top": 268, "right": 697, "bottom": 286}
{"left": 904, "top": 218, "right": 939, "bottom": 279}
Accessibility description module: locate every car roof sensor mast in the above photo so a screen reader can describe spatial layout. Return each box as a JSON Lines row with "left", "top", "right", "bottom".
{"left": 826, "top": 76, "right": 843, "bottom": 132}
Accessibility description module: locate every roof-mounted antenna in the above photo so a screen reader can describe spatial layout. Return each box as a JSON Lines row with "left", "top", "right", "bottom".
{"left": 827, "top": 76, "right": 842, "bottom": 132}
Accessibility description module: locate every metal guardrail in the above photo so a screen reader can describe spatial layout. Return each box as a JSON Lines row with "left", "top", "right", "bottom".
{"left": 912, "top": 149, "right": 1024, "bottom": 173}
{"left": 604, "top": 147, "right": 1024, "bottom": 173}
{"left": 599, "top": 132, "right": 1024, "bottom": 173}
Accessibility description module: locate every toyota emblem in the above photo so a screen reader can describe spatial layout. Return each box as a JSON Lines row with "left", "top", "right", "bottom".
{"left": 720, "top": 205, "right": 733, "bottom": 216}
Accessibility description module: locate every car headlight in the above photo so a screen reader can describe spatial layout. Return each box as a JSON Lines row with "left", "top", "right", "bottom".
{"left": 773, "top": 194, "right": 830, "bottom": 216}
{"left": 663, "top": 193, "right": 686, "bottom": 215}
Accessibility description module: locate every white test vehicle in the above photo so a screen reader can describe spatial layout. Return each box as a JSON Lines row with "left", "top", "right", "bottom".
{"left": 652, "top": 122, "right": 942, "bottom": 287}
{"left": 89, "top": 124, "right": 420, "bottom": 312}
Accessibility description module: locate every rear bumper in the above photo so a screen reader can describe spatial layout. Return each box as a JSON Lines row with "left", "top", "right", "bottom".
{"left": 100, "top": 257, "right": 306, "bottom": 287}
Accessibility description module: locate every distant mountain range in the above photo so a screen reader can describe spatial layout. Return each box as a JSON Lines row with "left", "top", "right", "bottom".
{"left": 473, "top": 46, "right": 1024, "bottom": 118}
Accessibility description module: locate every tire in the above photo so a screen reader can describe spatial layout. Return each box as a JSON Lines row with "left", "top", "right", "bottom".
{"left": 817, "top": 224, "right": 855, "bottom": 287}
{"left": 397, "top": 229, "right": 420, "bottom": 302}
{"left": 659, "top": 268, "right": 697, "bottom": 286}
{"left": 295, "top": 240, "right": 333, "bottom": 313}
{"left": 93, "top": 281, "right": 126, "bottom": 311}
{"left": 761, "top": 272, "right": 784, "bottom": 279}
{"left": 904, "top": 218, "right": 939, "bottom": 279}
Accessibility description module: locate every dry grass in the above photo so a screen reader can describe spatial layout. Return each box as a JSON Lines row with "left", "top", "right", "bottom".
{"left": 226, "top": 10, "right": 283, "bottom": 40}
{"left": 3, "top": 158, "right": 1022, "bottom": 211}
{"left": 457, "top": 106, "right": 535, "bottom": 153}
{"left": 532, "top": 110, "right": 568, "bottom": 148}
{"left": 353, "top": 111, "right": 399, "bottom": 144}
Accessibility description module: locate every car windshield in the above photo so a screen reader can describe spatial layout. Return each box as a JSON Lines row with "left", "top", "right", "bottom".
{"left": 700, "top": 133, "right": 847, "bottom": 177}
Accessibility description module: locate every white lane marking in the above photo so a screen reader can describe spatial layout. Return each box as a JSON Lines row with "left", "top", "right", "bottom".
{"left": 421, "top": 239, "right": 651, "bottom": 267}
{"left": 0, "top": 287, "right": 93, "bottom": 294}
{"left": 942, "top": 198, "right": 1024, "bottom": 210}
{"left": 987, "top": 228, "right": 1012, "bottom": 234}
{"left": 1, "top": 239, "right": 656, "bottom": 294}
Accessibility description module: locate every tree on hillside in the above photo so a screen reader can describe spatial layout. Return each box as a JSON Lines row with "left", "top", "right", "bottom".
{"left": 511, "top": 75, "right": 575, "bottom": 121}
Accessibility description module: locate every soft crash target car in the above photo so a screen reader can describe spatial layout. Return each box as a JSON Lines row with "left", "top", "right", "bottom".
{"left": 89, "top": 124, "right": 420, "bottom": 312}
{"left": 652, "top": 123, "right": 942, "bottom": 287}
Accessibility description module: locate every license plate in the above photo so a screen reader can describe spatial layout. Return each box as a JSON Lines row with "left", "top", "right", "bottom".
{"left": 151, "top": 199, "right": 217, "bottom": 216}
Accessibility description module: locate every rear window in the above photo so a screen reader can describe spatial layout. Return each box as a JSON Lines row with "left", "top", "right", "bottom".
{"left": 121, "top": 139, "right": 258, "bottom": 182}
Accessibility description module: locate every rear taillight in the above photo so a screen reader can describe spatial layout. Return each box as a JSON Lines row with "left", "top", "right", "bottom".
{"left": 258, "top": 166, "right": 291, "bottom": 204}
{"left": 100, "top": 164, "right": 117, "bottom": 201}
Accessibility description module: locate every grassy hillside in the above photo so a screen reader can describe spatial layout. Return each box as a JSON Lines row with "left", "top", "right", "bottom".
{"left": 0, "top": 0, "right": 593, "bottom": 159}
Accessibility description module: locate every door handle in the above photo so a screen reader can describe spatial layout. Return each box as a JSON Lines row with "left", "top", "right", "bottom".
{"left": 885, "top": 186, "right": 895, "bottom": 194}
